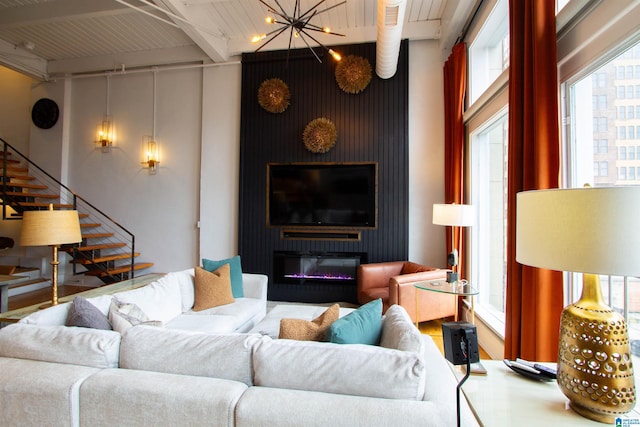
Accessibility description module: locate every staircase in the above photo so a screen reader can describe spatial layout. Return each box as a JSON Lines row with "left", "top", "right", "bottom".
{"left": 1, "top": 139, "right": 153, "bottom": 285}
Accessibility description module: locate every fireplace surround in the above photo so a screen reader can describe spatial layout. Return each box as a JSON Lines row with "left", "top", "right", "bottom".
{"left": 271, "top": 251, "right": 366, "bottom": 303}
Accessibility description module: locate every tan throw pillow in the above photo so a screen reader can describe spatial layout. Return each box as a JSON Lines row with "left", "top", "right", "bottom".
{"left": 279, "top": 304, "right": 340, "bottom": 341}
{"left": 193, "top": 264, "right": 234, "bottom": 311}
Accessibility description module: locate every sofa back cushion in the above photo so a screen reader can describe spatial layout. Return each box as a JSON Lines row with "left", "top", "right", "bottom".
{"left": 114, "top": 276, "right": 183, "bottom": 323}
{"left": 252, "top": 336, "right": 426, "bottom": 400}
{"left": 0, "top": 323, "right": 121, "bottom": 368}
{"left": 380, "top": 304, "right": 424, "bottom": 354}
{"left": 120, "top": 325, "right": 260, "bottom": 385}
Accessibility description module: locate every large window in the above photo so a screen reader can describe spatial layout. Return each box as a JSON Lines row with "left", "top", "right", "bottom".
{"left": 564, "top": 38, "right": 640, "bottom": 356}
{"left": 470, "top": 111, "right": 508, "bottom": 326}
{"left": 468, "top": 0, "right": 508, "bottom": 105}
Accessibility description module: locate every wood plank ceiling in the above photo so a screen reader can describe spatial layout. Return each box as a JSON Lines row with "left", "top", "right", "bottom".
{"left": 0, "top": 0, "right": 475, "bottom": 79}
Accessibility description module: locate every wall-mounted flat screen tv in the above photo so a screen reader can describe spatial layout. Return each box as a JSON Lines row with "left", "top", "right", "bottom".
{"left": 268, "top": 163, "right": 377, "bottom": 228}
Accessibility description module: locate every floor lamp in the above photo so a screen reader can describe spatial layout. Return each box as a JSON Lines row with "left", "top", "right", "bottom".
{"left": 432, "top": 203, "right": 474, "bottom": 283}
{"left": 20, "top": 205, "right": 82, "bottom": 308}
{"left": 516, "top": 187, "right": 640, "bottom": 423}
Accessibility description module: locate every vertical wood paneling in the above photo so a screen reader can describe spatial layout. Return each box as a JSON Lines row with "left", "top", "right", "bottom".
{"left": 239, "top": 41, "right": 409, "bottom": 300}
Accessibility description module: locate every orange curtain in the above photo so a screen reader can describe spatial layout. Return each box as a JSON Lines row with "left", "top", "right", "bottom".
{"left": 443, "top": 42, "right": 467, "bottom": 285}
{"left": 504, "top": 0, "right": 564, "bottom": 361}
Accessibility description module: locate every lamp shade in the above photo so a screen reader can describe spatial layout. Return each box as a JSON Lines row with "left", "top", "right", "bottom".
{"left": 432, "top": 203, "right": 475, "bottom": 227}
{"left": 20, "top": 208, "right": 82, "bottom": 247}
{"left": 516, "top": 187, "right": 640, "bottom": 277}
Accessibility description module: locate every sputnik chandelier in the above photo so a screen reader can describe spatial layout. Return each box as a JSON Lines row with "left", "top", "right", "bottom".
{"left": 252, "top": 0, "right": 346, "bottom": 63}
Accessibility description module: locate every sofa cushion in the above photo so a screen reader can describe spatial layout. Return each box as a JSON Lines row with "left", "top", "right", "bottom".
{"left": 279, "top": 304, "right": 339, "bottom": 341}
{"left": 108, "top": 299, "right": 162, "bottom": 334}
{"left": 193, "top": 265, "right": 234, "bottom": 311}
{"left": 181, "top": 297, "right": 264, "bottom": 330}
{"left": 0, "top": 323, "right": 121, "bottom": 368}
{"left": 161, "top": 268, "right": 196, "bottom": 312}
{"left": 113, "top": 277, "right": 182, "bottom": 324}
{"left": 327, "top": 298, "right": 382, "bottom": 345}
{"left": 202, "top": 255, "right": 244, "bottom": 298}
{"left": 65, "top": 296, "right": 112, "bottom": 330}
{"left": 79, "top": 368, "right": 248, "bottom": 427}
{"left": 252, "top": 336, "right": 426, "bottom": 400}
{"left": 0, "top": 357, "right": 101, "bottom": 427}
{"left": 165, "top": 314, "right": 238, "bottom": 334}
{"left": 120, "top": 326, "right": 260, "bottom": 385}
{"left": 380, "top": 304, "right": 424, "bottom": 354}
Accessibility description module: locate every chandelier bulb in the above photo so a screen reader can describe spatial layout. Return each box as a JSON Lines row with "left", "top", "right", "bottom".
{"left": 252, "top": 34, "right": 267, "bottom": 43}
{"left": 323, "top": 27, "right": 330, "bottom": 33}
{"left": 265, "top": 16, "right": 274, "bottom": 24}
{"left": 329, "top": 49, "right": 342, "bottom": 61}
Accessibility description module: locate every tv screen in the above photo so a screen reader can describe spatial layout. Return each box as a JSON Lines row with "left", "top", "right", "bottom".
{"left": 268, "top": 163, "right": 377, "bottom": 228}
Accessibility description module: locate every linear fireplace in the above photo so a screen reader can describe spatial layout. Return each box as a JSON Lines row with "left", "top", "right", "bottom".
{"left": 271, "top": 251, "right": 367, "bottom": 303}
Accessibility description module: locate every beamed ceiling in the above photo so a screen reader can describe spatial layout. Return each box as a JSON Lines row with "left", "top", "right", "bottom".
{"left": 0, "top": 0, "right": 477, "bottom": 79}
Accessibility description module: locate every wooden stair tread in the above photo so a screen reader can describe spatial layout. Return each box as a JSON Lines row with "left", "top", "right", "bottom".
{"left": 70, "top": 242, "right": 126, "bottom": 251}
{"left": 4, "top": 191, "right": 59, "bottom": 199}
{"left": 82, "top": 232, "right": 114, "bottom": 239}
{"left": 84, "top": 263, "right": 154, "bottom": 277}
{"left": 80, "top": 223, "right": 101, "bottom": 228}
{"left": 79, "top": 213, "right": 89, "bottom": 219}
{"left": 72, "top": 252, "right": 140, "bottom": 264}
{"left": 10, "top": 202, "right": 73, "bottom": 209}
{"left": 3, "top": 174, "right": 35, "bottom": 180}
{"left": 0, "top": 166, "right": 28, "bottom": 173}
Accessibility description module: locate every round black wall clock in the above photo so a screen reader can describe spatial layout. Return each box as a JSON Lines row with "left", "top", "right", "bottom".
{"left": 31, "top": 98, "right": 59, "bottom": 129}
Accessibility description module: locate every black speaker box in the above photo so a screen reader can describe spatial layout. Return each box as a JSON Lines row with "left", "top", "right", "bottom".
{"left": 442, "top": 322, "right": 480, "bottom": 365}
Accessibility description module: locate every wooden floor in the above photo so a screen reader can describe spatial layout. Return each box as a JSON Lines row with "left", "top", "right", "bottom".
{"left": 8, "top": 286, "right": 492, "bottom": 360}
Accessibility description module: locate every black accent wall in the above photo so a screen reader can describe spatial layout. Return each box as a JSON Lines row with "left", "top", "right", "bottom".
{"left": 238, "top": 41, "right": 409, "bottom": 302}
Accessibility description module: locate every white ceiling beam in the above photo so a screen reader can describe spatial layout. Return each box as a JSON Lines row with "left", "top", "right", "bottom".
{"left": 0, "top": 38, "right": 48, "bottom": 80}
{"left": 439, "top": 0, "right": 479, "bottom": 56}
{"left": 227, "top": 20, "right": 441, "bottom": 56}
{"left": 153, "top": 0, "right": 229, "bottom": 63}
{"left": 0, "top": 0, "right": 134, "bottom": 27}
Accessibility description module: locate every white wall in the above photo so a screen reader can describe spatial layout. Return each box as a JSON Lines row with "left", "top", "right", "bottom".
{"left": 199, "top": 62, "right": 242, "bottom": 262}
{"left": 407, "top": 39, "right": 447, "bottom": 267}
{"left": 63, "top": 68, "right": 202, "bottom": 273}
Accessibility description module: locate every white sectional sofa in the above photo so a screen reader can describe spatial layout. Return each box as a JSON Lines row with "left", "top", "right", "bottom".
{"left": 0, "top": 268, "right": 479, "bottom": 427}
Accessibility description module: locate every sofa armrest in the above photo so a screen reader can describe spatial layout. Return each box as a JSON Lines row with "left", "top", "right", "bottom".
{"left": 242, "top": 273, "right": 268, "bottom": 300}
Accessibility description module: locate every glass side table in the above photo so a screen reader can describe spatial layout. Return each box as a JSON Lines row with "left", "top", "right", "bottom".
{"left": 414, "top": 280, "right": 479, "bottom": 327}
{"left": 415, "top": 280, "right": 486, "bottom": 375}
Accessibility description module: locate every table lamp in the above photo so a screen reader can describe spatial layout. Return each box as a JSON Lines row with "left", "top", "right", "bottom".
{"left": 433, "top": 203, "right": 474, "bottom": 283}
{"left": 20, "top": 205, "right": 82, "bottom": 308}
{"left": 516, "top": 186, "right": 640, "bottom": 423}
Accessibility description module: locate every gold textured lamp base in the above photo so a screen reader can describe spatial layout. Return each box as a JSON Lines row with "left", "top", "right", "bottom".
{"left": 557, "top": 274, "right": 635, "bottom": 423}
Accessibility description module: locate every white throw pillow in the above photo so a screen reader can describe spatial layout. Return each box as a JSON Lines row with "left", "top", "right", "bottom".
{"left": 108, "top": 299, "right": 162, "bottom": 334}
{"left": 113, "top": 277, "right": 182, "bottom": 323}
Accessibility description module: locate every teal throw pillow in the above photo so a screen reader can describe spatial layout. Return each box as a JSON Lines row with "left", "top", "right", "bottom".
{"left": 327, "top": 298, "right": 383, "bottom": 345}
{"left": 202, "top": 256, "right": 244, "bottom": 298}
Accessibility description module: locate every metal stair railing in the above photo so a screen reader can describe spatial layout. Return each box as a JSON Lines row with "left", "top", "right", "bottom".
{"left": 1, "top": 138, "right": 136, "bottom": 281}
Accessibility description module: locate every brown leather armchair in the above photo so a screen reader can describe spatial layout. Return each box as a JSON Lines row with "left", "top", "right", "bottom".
{"left": 357, "top": 261, "right": 455, "bottom": 323}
